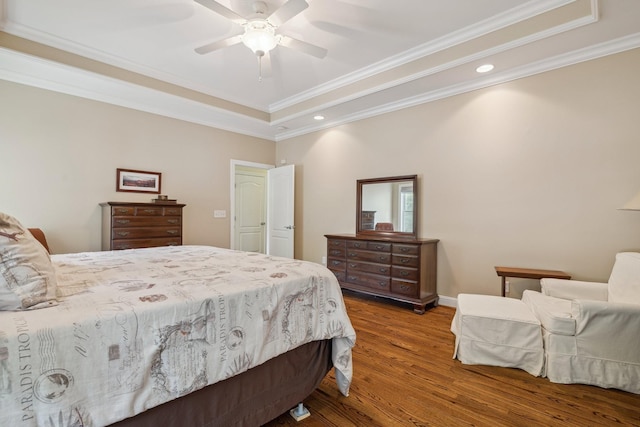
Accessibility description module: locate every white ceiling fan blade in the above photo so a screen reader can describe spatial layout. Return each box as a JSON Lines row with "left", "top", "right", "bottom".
{"left": 280, "top": 35, "right": 327, "bottom": 59}
{"left": 267, "top": 0, "right": 308, "bottom": 27}
{"left": 195, "top": 34, "right": 243, "bottom": 55}
{"left": 195, "top": 0, "right": 246, "bottom": 25}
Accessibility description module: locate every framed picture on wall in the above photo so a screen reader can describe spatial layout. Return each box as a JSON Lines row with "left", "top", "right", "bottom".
{"left": 116, "top": 168, "right": 162, "bottom": 194}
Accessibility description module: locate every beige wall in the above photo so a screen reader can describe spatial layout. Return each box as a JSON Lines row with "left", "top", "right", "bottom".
{"left": 2, "top": 49, "right": 639, "bottom": 301}
{"left": 0, "top": 80, "right": 275, "bottom": 254}
{"left": 277, "top": 48, "right": 640, "bottom": 301}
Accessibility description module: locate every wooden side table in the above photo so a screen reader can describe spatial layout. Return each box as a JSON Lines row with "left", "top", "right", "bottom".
{"left": 495, "top": 266, "right": 571, "bottom": 297}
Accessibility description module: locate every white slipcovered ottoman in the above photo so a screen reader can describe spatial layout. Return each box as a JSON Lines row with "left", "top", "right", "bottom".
{"left": 451, "top": 294, "right": 544, "bottom": 376}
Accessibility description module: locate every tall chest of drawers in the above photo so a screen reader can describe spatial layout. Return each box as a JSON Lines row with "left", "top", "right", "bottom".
{"left": 325, "top": 234, "right": 439, "bottom": 314}
{"left": 101, "top": 202, "right": 186, "bottom": 250}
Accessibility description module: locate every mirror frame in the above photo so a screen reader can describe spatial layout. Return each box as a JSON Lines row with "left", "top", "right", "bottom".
{"left": 356, "top": 174, "right": 418, "bottom": 240}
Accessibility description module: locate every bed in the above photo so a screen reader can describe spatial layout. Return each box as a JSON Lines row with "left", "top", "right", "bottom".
{"left": 0, "top": 214, "right": 356, "bottom": 426}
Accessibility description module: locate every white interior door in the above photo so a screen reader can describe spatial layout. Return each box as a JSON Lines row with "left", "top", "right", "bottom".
{"left": 234, "top": 168, "right": 266, "bottom": 253}
{"left": 267, "top": 164, "right": 295, "bottom": 258}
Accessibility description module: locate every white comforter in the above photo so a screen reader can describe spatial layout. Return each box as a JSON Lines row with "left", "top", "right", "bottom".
{"left": 0, "top": 246, "right": 356, "bottom": 426}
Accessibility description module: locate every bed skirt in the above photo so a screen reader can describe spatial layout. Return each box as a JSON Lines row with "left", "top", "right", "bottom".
{"left": 110, "top": 339, "right": 333, "bottom": 427}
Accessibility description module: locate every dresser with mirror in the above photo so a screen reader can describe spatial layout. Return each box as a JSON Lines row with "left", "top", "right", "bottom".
{"left": 325, "top": 175, "right": 439, "bottom": 314}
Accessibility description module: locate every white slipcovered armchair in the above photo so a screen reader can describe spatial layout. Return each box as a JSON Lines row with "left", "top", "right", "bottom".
{"left": 522, "top": 252, "right": 640, "bottom": 394}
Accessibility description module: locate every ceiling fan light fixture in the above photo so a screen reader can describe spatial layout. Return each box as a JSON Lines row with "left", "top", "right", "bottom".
{"left": 242, "top": 20, "right": 279, "bottom": 56}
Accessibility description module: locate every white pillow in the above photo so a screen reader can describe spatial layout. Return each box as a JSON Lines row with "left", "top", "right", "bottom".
{"left": 608, "top": 252, "right": 640, "bottom": 305}
{"left": 0, "top": 212, "right": 57, "bottom": 310}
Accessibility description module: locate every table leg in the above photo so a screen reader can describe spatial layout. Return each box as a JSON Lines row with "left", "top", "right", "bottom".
{"left": 501, "top": 277, "right": 506, "bottom": 297}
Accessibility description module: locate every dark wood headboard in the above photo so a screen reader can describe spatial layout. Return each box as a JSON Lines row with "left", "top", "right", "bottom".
{"left": 28, "top": 228, "right": 50, "bottom": 253}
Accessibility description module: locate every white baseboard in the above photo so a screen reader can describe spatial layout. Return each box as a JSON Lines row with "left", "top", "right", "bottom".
{"left": 438, "top": 295, "right": 457, "bottom": 308}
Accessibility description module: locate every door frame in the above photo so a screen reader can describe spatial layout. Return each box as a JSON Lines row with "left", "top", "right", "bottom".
{"left": 230, "top": 159, "right": 274, "bottom": 250}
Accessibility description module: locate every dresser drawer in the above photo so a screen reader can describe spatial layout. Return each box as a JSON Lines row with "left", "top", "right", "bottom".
{"left": 327, "top": 258, "right": 346, "bottom": 271}
{"left": 392, "top": 266, "right": 418, "bottom": 281}
{"left": 366, "top": 241, "right": 391, "bottom": 252}
{"left": 328, "top": 247, "right": 346, "bottom": 258}
{"left": 346, "top": 240, "right": 367, "bottom": 250}
{"left": 112, "top": 206, "right": 135, "bottom": 216}
{"left": 393, "top": 244, "right": 419, "bottom": 256}
{"left": 112, "top": 216, "right": 182, "bottom": 228}
{"left": 346, "top": 249, "right": 391, "bottom": 264}
{"left": 134, "top": 206, "right": 164, "bottom": 216}
{"left": 347, "top": 260, "right": 390, "bottom": 276}
{"left": 392, "top": 254, "right": 418, "bottom": 267}
{"left": 112, "top": 227, "right": 181, "bottom": 240}
{"left": 163, "top": 207, "right": 183, "bottom": 216}
{"left": 391, "top": 279, "right": 419, "bottom": 297}
{"left": 345, "top": 271, "right": 390, "bottom": 291}
{"left": 328, "top": 239, "right": 346, "bottom": 249}
{"left": 346, "top": 240, "right": 391, "bottom": 252}
{"left": 112, "top": 237, "right": 182, "bottom": 250}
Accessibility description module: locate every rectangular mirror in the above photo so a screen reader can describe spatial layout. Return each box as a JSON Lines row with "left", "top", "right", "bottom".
{"left": 356, "top": 175, "right": 418, "bottom": 239}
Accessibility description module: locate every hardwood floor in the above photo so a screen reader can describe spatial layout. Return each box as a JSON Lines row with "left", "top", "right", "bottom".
{"left": 264, "top": 291, "right": 640, "bottom": 427}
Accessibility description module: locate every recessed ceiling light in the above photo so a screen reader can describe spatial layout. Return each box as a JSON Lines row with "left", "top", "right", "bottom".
{"left": 313, "top": 115, "right": 325, "bottom": 121}
{"left": 476, "top": 64, "right": 494, "bottom": 73}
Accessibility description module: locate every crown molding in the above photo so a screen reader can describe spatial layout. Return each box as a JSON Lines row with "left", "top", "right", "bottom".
{"left": 0, "top": 48, "right": 275, "bottom": 140}
{"left": 0, "top": 18, "right": 256, "bottom": 111}
{"left": 275, "top": 33, "right": 640, "bottom": 141}
{"left": 269, "top": 0, "right": 575, "bottom": 113}
{"left": 270, "top": 3, "right": 597, "bottom": 127}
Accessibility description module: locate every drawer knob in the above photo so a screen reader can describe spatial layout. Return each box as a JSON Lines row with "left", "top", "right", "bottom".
{"left": 116, "top": 231, "right": 130, "bottom": 237}
{"left": 143, "top": 209, "right": 157, "bottom": 214}
{"left": 375, "top": 245, "right": 384, "bottom": 250}
{"left": 348, "top": 253, "right": 357, "bottom": 257}
{"left": 115, "top": 219, "right": 130, "bottom": 225}
{"left": 349, "top": 263, "right": 356, "bottom": 268}
{"left": 166, "top": 230, "right": 178, "bottom": 235}
{"left": 379, "top": 268, "right": 387, "bottom": 273}
{"left": 401, "top": 258, "right": 409, "bottom": 264}
{"left": 401, "top": 285, "right": 410, "bottom": 291}
{"left": 167, "top": 219, "right": 179, "bottom": 224}
{"left": 354, "top": 243, "right": 363, "bottom": 248}
{"left": 116, "top": 209, "right": 128, "bottom": 214}
{"left": 400, "top": 271, "right": 409, "bottom": 276}
{"left": 378, "top": 282, "right": 386, "bottom": 287}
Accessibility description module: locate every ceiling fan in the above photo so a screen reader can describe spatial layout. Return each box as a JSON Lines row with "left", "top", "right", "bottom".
{"left": 194, "top": 0, "right": 327, "bottom": 80}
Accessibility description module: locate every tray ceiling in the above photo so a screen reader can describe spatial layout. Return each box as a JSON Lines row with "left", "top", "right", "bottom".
{"left": 1, "top": 0, "right": 639, "bottom": 141}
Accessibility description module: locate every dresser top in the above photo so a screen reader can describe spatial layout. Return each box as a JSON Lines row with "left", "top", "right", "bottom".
{"left": 325, "top": 233, "right": 439, "bottom": 244}
{"left": 101, "top": 201, "right": 186, "bottom": 208}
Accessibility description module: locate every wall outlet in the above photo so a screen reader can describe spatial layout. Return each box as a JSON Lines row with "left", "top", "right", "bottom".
{"left": 321, "top": 256, "right": 327, "bottom": 266}
{"left": 213, "top": 210, "right": 226, "bottom": 218}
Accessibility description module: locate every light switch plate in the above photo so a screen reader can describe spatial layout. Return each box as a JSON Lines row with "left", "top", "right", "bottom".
{"left": 214, "top": 210, "right": 226, "bottom": 218}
